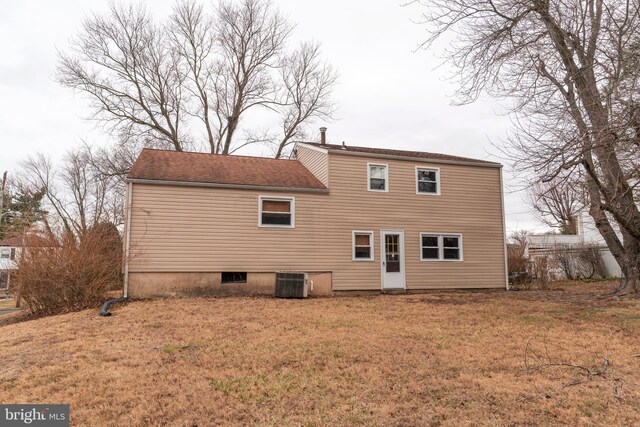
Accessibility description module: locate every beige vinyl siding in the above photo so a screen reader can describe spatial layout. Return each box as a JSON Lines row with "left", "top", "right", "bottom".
{"left": 128, "top": 152, "right": 506, "bottom": 291}
{"left": 296, "top": 144, "right": 328, "bottom": 186}
{"left": 326, "top": 154, "right": 505, "bottom": 290}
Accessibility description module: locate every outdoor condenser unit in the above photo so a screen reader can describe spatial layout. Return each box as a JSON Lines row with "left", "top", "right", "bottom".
{"left": 275, "top": 272, "right": 313, "bottom": 298}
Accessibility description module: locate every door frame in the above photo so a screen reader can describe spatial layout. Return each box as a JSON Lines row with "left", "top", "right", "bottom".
{"left": 380, "top": 229, "right": 406, "bottom": 290}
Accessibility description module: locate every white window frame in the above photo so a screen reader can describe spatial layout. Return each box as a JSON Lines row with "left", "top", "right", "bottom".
{"left": 367, "top": 163, "right": 389, "bottom": 192}
{"left": 352, "top": 230, "right": 375, "bottom": 261}
{"left": 0, "top": 249, "right": 9, "bottom": 259}
{"left": 419, "top": 233, "right": 463, "bottom": 262}
{"left": 258, "top": 196, "right": 295, "bottom": 228}
{"left": 416, "top": 166, "right": 441, "bottom": 196}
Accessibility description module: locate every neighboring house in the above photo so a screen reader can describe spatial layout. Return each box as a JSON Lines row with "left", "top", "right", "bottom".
{"left": 0, "top": 234, "right": 53, "bottom": 292}
{"left": 123, "top": 134, "right": 508, "bottom": 298}
{"left": 527, "top": 210, "right": 622, "bottom": 279}
{"left": 0, "top": 236, "right": 21, "bottom": 292}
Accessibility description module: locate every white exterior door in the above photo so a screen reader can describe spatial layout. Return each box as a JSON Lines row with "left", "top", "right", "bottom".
{"left": 381, "top": 230, "right": 405, "bottom": 290}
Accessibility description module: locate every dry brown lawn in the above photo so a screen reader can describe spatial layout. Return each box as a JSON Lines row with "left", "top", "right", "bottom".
{"left": 1, "top": 281, "right": 640, "bottom": 426}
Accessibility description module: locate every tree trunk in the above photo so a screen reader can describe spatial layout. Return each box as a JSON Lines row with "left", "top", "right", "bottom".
{"left": 274, "top": 145, "right": 284, "bottom": 159}
{"left": 222, "top": 115, "right": 239, "bottom": 155}
{"left": 616, "top": 255, "right": 640, "bottom": 295}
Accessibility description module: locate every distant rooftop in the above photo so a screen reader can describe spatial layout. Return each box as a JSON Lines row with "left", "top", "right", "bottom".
{"left": 0, "top": 234, "right": 52, "bottom": 247}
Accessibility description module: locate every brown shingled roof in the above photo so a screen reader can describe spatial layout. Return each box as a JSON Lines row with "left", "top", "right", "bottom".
{"left": 302, "top": 142, "right": 500, "bottom": 166}
{"left": 0, "top": 235, "right": 52, "bottom": 247}
{"left": 127, "top": 149, "right": 327, "bottom": 190}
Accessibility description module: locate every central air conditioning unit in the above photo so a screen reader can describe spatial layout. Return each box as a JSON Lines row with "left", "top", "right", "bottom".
{"left": 275, "top": 272, "right": 313, "bottom": 298}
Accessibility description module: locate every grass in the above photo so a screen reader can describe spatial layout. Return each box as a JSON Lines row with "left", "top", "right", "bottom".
{"left": 1, "top": 280, "right": 640, "bottom": 425}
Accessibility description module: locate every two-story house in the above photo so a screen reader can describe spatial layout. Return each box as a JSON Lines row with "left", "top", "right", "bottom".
{"left": 124, "top": 132, "right": 507, "bottom": 297}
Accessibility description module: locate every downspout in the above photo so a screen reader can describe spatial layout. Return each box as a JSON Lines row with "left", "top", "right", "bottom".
{"left": 100, "top": 181, "right": 133, "bottom": 316}
{"left": 123, "top": 180, "right": 133, "bottom": 298}
{"left": 499, "top": 167, "right": 509, "bottom": 290}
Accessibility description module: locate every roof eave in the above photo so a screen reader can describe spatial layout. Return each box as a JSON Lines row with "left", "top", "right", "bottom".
{"left": 320, "top": 146, "right": 502, "bottom": 168}
{"left": 125, "top": 178, "right": 329, "bottom": 193}
{"left": 296, "top": 142, "right": 329, "bottom": 154}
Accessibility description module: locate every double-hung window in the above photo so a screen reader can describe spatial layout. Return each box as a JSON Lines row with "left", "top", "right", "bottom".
{"left": 259, "top": 196, "right": 295, "bottom": 228}
{"left": 0, "top": 249, "right": 9, "bottom": 259}
{"left": 368, "top": 163, "right": 388, "bottom": 192}
{"left": 420, "top": 233, "right": 463, "bottom": 261}
{"left": 416, "top": 167, "right": 440, "bottom": 195}
{"left": 352, "top": 231, "right": 374, "bottom": 261}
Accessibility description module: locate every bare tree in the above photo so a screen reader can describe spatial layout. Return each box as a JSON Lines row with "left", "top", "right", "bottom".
{"left": 58, "top": 0, "right": 334, "bottom": 157}
{"left": 213, "top": 0, "right": 292, "bottom": 154}
{"left": 58, "top": 3, "right": 186, "bottom": 151}
{"left": 19, "top": 149, "right": 123, "bottom": 239}
{"left": 528, "top": 176, "right": 584, "bottom": 234}
{"left": 415, "top": 0, "right": 640, "bottom": 294}
{"left": 169, "top": 0, "right": 217, "bottom": 153}
{"left": 273, "top": 42, "right": 338, "bottom": 158}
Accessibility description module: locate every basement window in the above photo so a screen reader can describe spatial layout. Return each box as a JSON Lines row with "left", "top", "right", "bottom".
{"left": 259, "top": 196, "right": 295, "bottom": 228}
{"left": 222, "top": 272, "right": 247, "bottom": 284}
{"left": 352, "top": 231, "right": 374, "bottom": 261}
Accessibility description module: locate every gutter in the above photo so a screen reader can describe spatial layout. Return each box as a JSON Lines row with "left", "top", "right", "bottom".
{"left": 124, "top": 178, "right": 329, "bottom": 194}
{"left": 499, "top": 167, "right": 509, "bottom": 290}
{"left": 323, "top": 148, "right": 502, "bottom": 169}
{"left": 123, "top": 181, "right": 133, "bottom": 298}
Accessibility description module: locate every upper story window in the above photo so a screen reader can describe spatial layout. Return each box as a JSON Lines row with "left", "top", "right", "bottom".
{"left": 368, "top": 163, "right": 388, "bottom": 192}
{"left": 352, "top": 231, "right": 374, "bottom": 261}
{"left": 259, "top": 196, "right": 295, "bottom": 228}
{"left": 420, "top": 233, "right": 463, "bottom": 261}
{"left": 0, "top": 249, "right": 9, "bottom": 259}
{"left": 10, "top": 248, "right": 16, "bottom": 260}
{"left": 416, "top": 167, "right": 440, "bottom": 195}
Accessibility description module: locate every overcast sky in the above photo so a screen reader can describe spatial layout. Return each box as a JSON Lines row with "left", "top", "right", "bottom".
{"left": 0, "top": 0, "right": 545, "bottom": 233}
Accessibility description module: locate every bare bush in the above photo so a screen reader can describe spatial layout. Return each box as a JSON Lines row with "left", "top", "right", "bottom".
{"left": 575, "top": 244, "right": 607, "bottom": 279}
{"left": 508, "top": 231, "right": 530, "bottom": 285}
{"left": 552, "top": 245, "right": 576, "bottom": 280}
{"left": 530, "top": 255, "right": 551, "bottom": 290}
{"left": 550, "top": 243, "right": 608, "bottom": 280}
{"left": 15, "top": 224, "right": 122, "bottom": 316}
